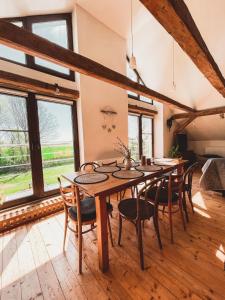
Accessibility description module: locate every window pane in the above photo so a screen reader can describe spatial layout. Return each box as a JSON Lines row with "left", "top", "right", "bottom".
{"left": 38, "top": 100, "right": 74, "bottom": 191}
{"left": 0, "top": 21, "right": 26, "bottom": 64}
{"left": 142, "top": 117, "right": 153, "bottom": 158}
{"left": 32, "top": 20, "right": 69, "bottom": 74}
{"left": 0, "top": 94, "right": 32, "bottom": 203}
{"left": 128, "top": 115, "right": 139, "bottom": 160}
{"left": 140, "top": 95, "right": 152, "bottom": 104}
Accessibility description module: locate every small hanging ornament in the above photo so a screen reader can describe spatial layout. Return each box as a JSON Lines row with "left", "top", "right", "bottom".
{"left": 100, "top": 106, "right": 117, "bottom": 133}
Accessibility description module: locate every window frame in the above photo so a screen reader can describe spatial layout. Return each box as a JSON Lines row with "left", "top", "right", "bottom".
{"left": 0, "top": 90, "right": 80, "bottom": 210}
{"left": 0, "top": 13, "right": 75, "bottom": 81}
{"left": 128, "top": 112, "right": 154, "bottom": 160}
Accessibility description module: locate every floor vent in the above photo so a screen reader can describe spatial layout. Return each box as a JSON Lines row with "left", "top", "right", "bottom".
{"left": 0, "top": 197, "right": 64, "bottom": 233}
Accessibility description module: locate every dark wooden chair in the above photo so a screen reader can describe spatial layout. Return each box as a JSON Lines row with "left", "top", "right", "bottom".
{"left": 80, "top": 161, "right": 100, "bottom": 171}
{"left": 182, "top": 162, "right": 199, "bottom": 221}
{"left": 58, "top": 177, "right": 113, "bottom": 274}
{"left": 146, "top": 174, "right": 186, "bottom": 243}
{"left": 117, "top": 177, "right": 163, "bottom": 270}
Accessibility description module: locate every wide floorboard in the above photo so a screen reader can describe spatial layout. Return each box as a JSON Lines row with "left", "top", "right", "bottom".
{"left": 1, "top": 172, "right": 225, "bottom": 300}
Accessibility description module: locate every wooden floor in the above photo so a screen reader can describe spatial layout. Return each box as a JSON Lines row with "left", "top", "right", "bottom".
{"left": 1, "top": 172, "right": 225, "bottom": 300}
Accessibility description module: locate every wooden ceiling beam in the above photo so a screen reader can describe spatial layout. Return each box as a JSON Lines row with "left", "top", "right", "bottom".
{"left": 0, "top": 20, "right": 195, "bottom": 112}
{"left": 172, "top": 106, "right": 225, "bottom": 119}
{"left": 174, "top": 116, "right": 196, "bottom": 135}
{"left": 0, "top": 70, "right": 79, "bottom": 100}
{"left": 140, "top": 0, "right": 225, "bottom": 98}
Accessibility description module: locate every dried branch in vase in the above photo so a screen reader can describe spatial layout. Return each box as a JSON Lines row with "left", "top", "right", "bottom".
{"left": 115, "top": 137, "right": 131, "bottom": 159}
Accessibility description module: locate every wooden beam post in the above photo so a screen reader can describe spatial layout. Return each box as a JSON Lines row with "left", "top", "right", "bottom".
{"left": 140, "top": 0, "right": 225, "bottom": 98}
{"left": 173, "top": 116, "right": 196, "bottom": 135}
{"left": 0, "top": 20, "right": 195, "bottom": 112}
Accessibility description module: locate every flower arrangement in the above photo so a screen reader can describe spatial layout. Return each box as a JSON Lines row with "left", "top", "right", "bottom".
{"left": 115, "top": 137, "right": 131, "bottom": 159}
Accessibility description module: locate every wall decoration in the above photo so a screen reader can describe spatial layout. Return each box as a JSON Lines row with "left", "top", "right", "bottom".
{"left": 100, "top": 106, "right": 117, "bottom": 133}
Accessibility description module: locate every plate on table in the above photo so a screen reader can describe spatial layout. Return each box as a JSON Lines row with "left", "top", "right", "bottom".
{"left": 112, "top": 169, "right": 144, "bottom": 179}
{"left": 94, "top": 166, "right": 121, "bottom": 173}
{"left": 74, "top": 173, "right": 109, "bottom": 184}
{"left": 135, "top": 165, "right": 162, "bottom": 172}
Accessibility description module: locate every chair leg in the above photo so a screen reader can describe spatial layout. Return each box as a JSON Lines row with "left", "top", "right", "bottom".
{"left": 188, "top": 190, "right": 194, "bottom": 214}
{"left": 142, "top": 220, "right": 145, "bottom": 229}
{"left": 179, "top": 197, "right": 186, "bottom": 231}
{"left": 118, "top": 214, "right": 123, "bottom": 246}
{"left": 168, "top": 202, "right": 174, "bottom": 243}
{"left": 78, "top": 225, "right": 82, "bottom": 274}
{"left": 63, "top": 213, "right": 68, "bottom": 251}
{"left": 137, "top": 220, "right": 144, "bottom": 270}
{"left": 107, "top": 215, "right": 114, "bottom": 247}
{"left": 182, "top": 191, "right": 189, "bottom": 222}
{"left": 131, "top": 186, "right": 135, "bottom": 198}
{"left": 153, "top": 212, "right": 162, "bottom": 250}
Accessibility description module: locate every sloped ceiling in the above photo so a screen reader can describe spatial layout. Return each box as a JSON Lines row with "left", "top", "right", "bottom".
{"left": 0, "top": 0, "right": 225, "bottom": 140}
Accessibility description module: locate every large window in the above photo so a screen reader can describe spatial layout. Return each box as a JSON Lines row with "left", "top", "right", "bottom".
{"left": 0, "top": 92, "right": 79, "bottom": 209}
{"left": 0, "top": 14, "right": 74, "bottom": 80}
{"left": 0, "top": 94, "right": 32, "bottom": 201}
{"left": 128, "top": 113, "right": 153, "bottom": 160}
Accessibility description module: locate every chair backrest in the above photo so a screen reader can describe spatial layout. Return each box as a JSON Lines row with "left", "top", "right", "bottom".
{"left": 102, "top": 160, "right": 117, "bottom": 166}
{"left": 58, "top": 176, "right": 83, "bottom": 225}
{"left": 167, "top": 174, "right": 184, "bottom": 203}
{"left": 183, "top": 162, "right": 199, "bottom": 190}
{"left": 80, "top": 161, "right": 100, "bottom": 171}
{"left": 136, "top": 177, "right": 165, "bottom": 220}
{"left": 58, "top": 176, "right": 76, "bottom": 207}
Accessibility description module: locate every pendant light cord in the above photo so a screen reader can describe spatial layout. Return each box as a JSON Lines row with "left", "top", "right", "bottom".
{"left": 172, "top": 38, "right": 176, "bottom": 89}
{"left": 131, "top": 0, "right": 134, "bottom": 56}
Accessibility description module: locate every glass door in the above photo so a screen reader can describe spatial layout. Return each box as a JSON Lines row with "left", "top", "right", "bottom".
{"left": 142, "top": 116, "right": 153, "bottom": 158}
{"left": 128, "top": 114, "right": 139, "bottom": 161}
{"left": 37, "top": 99, "right": 75, "bottom": 192}
{"left": 0, "top": 93, "right": 33, "bottom": 204}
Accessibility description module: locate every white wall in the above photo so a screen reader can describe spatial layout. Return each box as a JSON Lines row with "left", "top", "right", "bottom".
{"left": 189, "top": 140, "right": 225, "bottom": 157}
{"left": 74, "top": 5, "right": 128, "bottom": 162}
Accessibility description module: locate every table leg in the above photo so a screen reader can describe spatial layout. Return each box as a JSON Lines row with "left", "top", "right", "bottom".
{"left": 95, "top": 195, "right": 109, "bottom": 272}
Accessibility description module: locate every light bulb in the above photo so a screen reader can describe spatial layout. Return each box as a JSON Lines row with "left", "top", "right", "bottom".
{"left": 130, "top": 55, "right": 137, "bottom": 70}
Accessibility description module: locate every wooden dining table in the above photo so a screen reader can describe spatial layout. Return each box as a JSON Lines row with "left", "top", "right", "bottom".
{"left": 62, "top": 159, "right": 187, "bottom": 273}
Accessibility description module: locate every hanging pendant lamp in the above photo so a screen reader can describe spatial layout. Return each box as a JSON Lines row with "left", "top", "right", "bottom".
{"left": 130, "top": 0, "right": 137, "bottom": 70}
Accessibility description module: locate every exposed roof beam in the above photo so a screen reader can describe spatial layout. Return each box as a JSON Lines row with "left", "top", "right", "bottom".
{"left": 174, "top": 116, "right": 196, "bottom": 134}
{"left": 0, "top": 70, "right": 79, "bottom": 100}
{"left": 172, "top": 106, "right": 225, "bottom": 119}
{"left": 140, "top": 0, "right": 225, "bottom": 98}
{"left": 0, "top": 20, "right": 195, "bottom": 112}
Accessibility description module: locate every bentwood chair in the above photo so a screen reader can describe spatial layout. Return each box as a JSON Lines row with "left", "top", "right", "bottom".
{"left": 182, "top": 162, "right": 199, "bottom": 221}
{"left": 80, "top": 161, "right": 100, "bottom": 171}
{"left": 58, "top": 177, "right": 114, "bottom": 274}
{"left": 146, "top": 174, "right": 186, "bottom": 243}
{"left": 117, "top": 177, "right": 163, "bottom": 270}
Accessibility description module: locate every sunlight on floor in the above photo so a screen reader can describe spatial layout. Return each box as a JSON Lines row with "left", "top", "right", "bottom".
{"left": 193, "top": 207, "right": 211, "bottom": 218}
{"left": 192, "top": 191, "right": 207, "bottom": 210}
{"left": 216, "top": 244, "right": 225, "bottom": 264}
